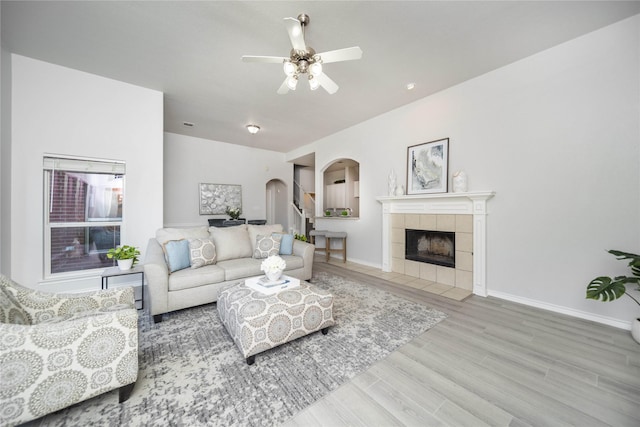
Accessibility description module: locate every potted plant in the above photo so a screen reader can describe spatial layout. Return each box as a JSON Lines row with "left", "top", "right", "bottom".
{"left": 587, "top": 249, "right": 640, "bottom": 343}
{"left": 324, "top": 209, "right": 332, "bottom": 217}
{"left": 225, "top": 206, "right": 242, "bottom": 220}
{"left": 107, "top": 245, "right": 141, "bottom": 270}
{"left": 261, "top": 255, "right": 287, "bottom": 282}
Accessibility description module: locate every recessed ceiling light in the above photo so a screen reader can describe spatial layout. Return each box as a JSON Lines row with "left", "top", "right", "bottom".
{"left": 246, "top": 124, "right": 261, "bottom": 134}
{"left": 406, "top": 83, "right": 416, "bottom": 90}
{"left": 183, "top": 121, "right": 194, "bottom": 127}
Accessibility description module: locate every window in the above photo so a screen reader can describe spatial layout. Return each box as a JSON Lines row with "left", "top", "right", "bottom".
{"left": 43, "top": 156, "right": 125, "bottom": 276}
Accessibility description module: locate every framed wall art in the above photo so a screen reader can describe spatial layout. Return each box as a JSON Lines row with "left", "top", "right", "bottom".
{"left": 199, "top": 183, "right": 242, "bottom": 215}
{"left": 407, "top": 138, "right": 449, "bottom": 194}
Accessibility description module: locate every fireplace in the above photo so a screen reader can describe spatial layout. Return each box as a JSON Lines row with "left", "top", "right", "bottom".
{"left": 405, "top": 229, "right": 455, "bottom": 268}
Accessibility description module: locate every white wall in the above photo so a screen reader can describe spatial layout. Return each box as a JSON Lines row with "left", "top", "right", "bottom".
{"left": 10, "top": 55, "right": 164, "bottom": 291}
{"left": 163, "top": 132, "right": 292, "bottom": 229}
{"left": 290, "top": 16, "right": 640, "bottom": 326}
{"left": 0, "top": 44, "right": 11, "bottom": 275}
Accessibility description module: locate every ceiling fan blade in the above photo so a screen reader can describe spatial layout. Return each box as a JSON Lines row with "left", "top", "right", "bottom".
{"left": 242, "top": 55, "right": 287, "bottom": 64}
{"left": 277, "top": 78, "right": 290, "bottom": 95}
{"left": 316, "top": 73, "right": 339, "bottom": 95}
{"left": 317, "top": 46, "right": 363, "bottom": 64}
{"left": 284, "top": 17, "right": 306, "bottom": 52}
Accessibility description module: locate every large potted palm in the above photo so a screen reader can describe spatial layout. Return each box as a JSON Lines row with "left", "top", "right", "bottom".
{"left": 587, "top": 249, "right": 640, "bottom": 343}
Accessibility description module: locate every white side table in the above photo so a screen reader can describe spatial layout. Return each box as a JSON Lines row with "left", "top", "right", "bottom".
{"left": 101, "top": 265, "right": 144, "bottom": 310}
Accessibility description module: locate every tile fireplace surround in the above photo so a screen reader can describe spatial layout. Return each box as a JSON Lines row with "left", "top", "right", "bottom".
{"left": 377, "top": 191, "right": 495, "bottom": 296}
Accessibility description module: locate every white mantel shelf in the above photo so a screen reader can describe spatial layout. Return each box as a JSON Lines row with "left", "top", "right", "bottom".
{"left": 377, "top": 191, "right": 495, "bottom": 297}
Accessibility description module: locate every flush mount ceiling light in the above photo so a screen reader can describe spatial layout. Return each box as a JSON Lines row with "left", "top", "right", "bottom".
{"left": 246, "top": 124, "right": 261, "bottom": 134}
{"left": 242, "top": 13, "right": 363, "bottom": 95}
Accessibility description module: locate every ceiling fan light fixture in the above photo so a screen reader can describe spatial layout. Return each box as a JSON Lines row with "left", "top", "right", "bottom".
{"left": 287, "top": 75, "right": 299, "bottom": 90}
{"left": 246, "top": 124, "right": 260, "bottom": 134}
{"left": 310, "top": 61, "right": 322, "bottom": 76}
{"left": 309, "top": 75, "right": 320, "bottom": 91}
{"left": 283, "top": 60, "right": 297, "bottom": 76}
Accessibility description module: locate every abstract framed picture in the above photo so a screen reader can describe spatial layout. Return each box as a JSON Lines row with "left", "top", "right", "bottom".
{"left": 407, "top": 138, "right": 449, "bottom": 194}
{"left": 199, "top": 183, "right": 242, "bottom": 215}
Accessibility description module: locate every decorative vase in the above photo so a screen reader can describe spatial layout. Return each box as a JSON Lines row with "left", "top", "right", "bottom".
{"left": 452, "top": 170, "right": 468, "bottom": 193}
{"left": 265, "top": 269, "right": 283, "bottom": 282}
{"left": 388, "top": 169, "right": 397, "bottom": 196}
{"left": 394, "top": 184, "right": 405, "bottom": 196}
{"left": 117, "top": 259, "right": 134, "bottom": 271}
{"left": 632, "top": 318, "right": 640, "bottom": 344}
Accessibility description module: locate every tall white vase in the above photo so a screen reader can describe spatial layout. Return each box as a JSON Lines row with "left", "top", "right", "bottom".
{"left": 632, "top": 318, "right": 640, "bottom": 344}
{"left": 452, "top": 171, "right": 468, "bottom": 193}
{"left": 388, "top": 170, "right": 397, "bottom": 196}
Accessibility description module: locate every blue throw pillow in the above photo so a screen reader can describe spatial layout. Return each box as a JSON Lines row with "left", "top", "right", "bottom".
{"left": 162, "top": 239, "right": 191, "bottom": 273}
{"left": 274, "top": 233, "right": 294, "bottom": 255}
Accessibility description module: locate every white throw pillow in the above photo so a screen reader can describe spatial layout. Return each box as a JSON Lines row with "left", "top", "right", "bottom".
{"left": 253, "top": 234, "right": 282, "bottom": 259}
{"left": 209, "top": 225, "right": 252, "bottom": 261}
{"left": 189, "top": 238, "right": 217, "bottom": 268}
{"left": 247, "top": 224, "right": 284, "bottom": 253}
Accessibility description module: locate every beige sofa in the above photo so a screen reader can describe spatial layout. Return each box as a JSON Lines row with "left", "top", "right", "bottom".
{"left": 144, "top": 224, "right": 315, "bottom": 322}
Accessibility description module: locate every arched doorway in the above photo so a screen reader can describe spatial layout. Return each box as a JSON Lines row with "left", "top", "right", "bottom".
{"left": 266, "top": 179, "right": 288, "bottom": 228}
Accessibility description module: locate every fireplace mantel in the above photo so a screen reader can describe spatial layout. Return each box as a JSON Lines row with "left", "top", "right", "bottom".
{"left": 377, "top": 191, "right": 495, "bottom": 296}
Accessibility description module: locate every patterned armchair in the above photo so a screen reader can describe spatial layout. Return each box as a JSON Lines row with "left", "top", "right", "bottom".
{"left": 0, "top": 274, "right": 138, "bottom": 426}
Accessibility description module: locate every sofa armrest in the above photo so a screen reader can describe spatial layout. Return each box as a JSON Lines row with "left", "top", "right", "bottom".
{"left": 292, "top": 239, "right": 315, "bottom": 280}
{"left": 142, "top": 238, "right": 169, "bottom": 316}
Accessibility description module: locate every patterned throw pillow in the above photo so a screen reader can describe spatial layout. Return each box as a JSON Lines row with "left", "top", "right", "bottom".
{"left": 162, "top": 239, "right": 191, "bottom": 273}
{"left": 189, "top": 238, "right": 217, "bottom": 269}
{"left": 253, "top": 234, "right": 282, "bottom": 259}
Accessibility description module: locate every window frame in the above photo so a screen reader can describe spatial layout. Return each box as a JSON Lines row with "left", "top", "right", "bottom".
{"left": 42, "top": 155, "right": 126, "bottom": 279}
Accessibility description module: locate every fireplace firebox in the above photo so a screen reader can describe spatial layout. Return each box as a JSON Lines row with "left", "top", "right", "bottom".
{"left": 405, "top": 229, "right": 455, "bottom": 268}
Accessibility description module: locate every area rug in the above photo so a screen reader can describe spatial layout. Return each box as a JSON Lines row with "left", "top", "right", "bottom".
{"left": 36, "top": 271, "right": 447, "bottom": 426}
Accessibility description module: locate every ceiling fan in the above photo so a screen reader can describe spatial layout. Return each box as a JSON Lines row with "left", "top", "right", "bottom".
{"left": 242, "top": 13, "right": 362, "bottom": 95}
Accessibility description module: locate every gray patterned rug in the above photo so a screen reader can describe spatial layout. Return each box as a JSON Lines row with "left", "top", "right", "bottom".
{"left": 35, "top": 271, "right": 446, "bottom": 426}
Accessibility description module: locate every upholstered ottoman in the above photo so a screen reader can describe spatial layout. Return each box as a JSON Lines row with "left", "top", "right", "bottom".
{"left": 217, "top": 281, "right": 335, "bottom": 365}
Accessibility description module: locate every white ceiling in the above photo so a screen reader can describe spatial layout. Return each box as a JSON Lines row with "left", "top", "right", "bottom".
{"left": 2, "top": 1, "right": 639, "bottom": 154}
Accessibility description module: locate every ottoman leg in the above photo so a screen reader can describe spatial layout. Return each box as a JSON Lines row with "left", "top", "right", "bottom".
{"left": 246, "top": 355, "right": 255, "bottom": 365}
{"left": 321, "top": 327, "right": 329, "bottom": 335}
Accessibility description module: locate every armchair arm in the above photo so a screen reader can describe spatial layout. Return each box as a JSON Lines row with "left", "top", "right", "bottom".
{"left": 0, "top": 308, "right": 138, "bottom": 426}
{"left": 10, "top": 285, "right": 135, "bottom": 323}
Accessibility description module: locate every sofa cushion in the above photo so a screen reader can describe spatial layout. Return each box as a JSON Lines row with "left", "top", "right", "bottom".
{"left": 253, "top": 234, "right": 282, "bottom": 259}
{"left": 156, "top": 226, "right": 209, "bottom": 244}
{"left": 247, "top": 224, "right": 284, "bottom": 253}
{"left": 209, "top": 225, "right": 252, "bottom": 261}
{"left": 216, "top": 258, "right": 263, "bottom": 281}
{"left": 189, "top": 238, "right": 217, "bottom": 269}
{"left": 274, "top": 233, "right": 294, "bottom": 255}
{"left": 162, "top": 240, "right": 191, "bottom": 273}
{"left": 168, "top": 264, "right": 226, "bottom": 292}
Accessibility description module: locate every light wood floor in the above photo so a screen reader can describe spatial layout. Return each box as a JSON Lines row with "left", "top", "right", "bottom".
{"left": 282, "top": 261, "right": 640, "bottom": 427}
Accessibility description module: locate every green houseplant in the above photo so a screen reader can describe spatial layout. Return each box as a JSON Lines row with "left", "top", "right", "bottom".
{"left": 587, "top": 249, "right": 640, "bottom": 343}
{"left": 107, "top": 245, "right": 140, "bottom": 270}
{"left": 225, "top": 206, "right": 241, "bottom": 220}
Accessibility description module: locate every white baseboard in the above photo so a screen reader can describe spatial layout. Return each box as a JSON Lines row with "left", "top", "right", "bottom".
{"left": 488, "top": 290, "right": 631, "bottom": 330}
